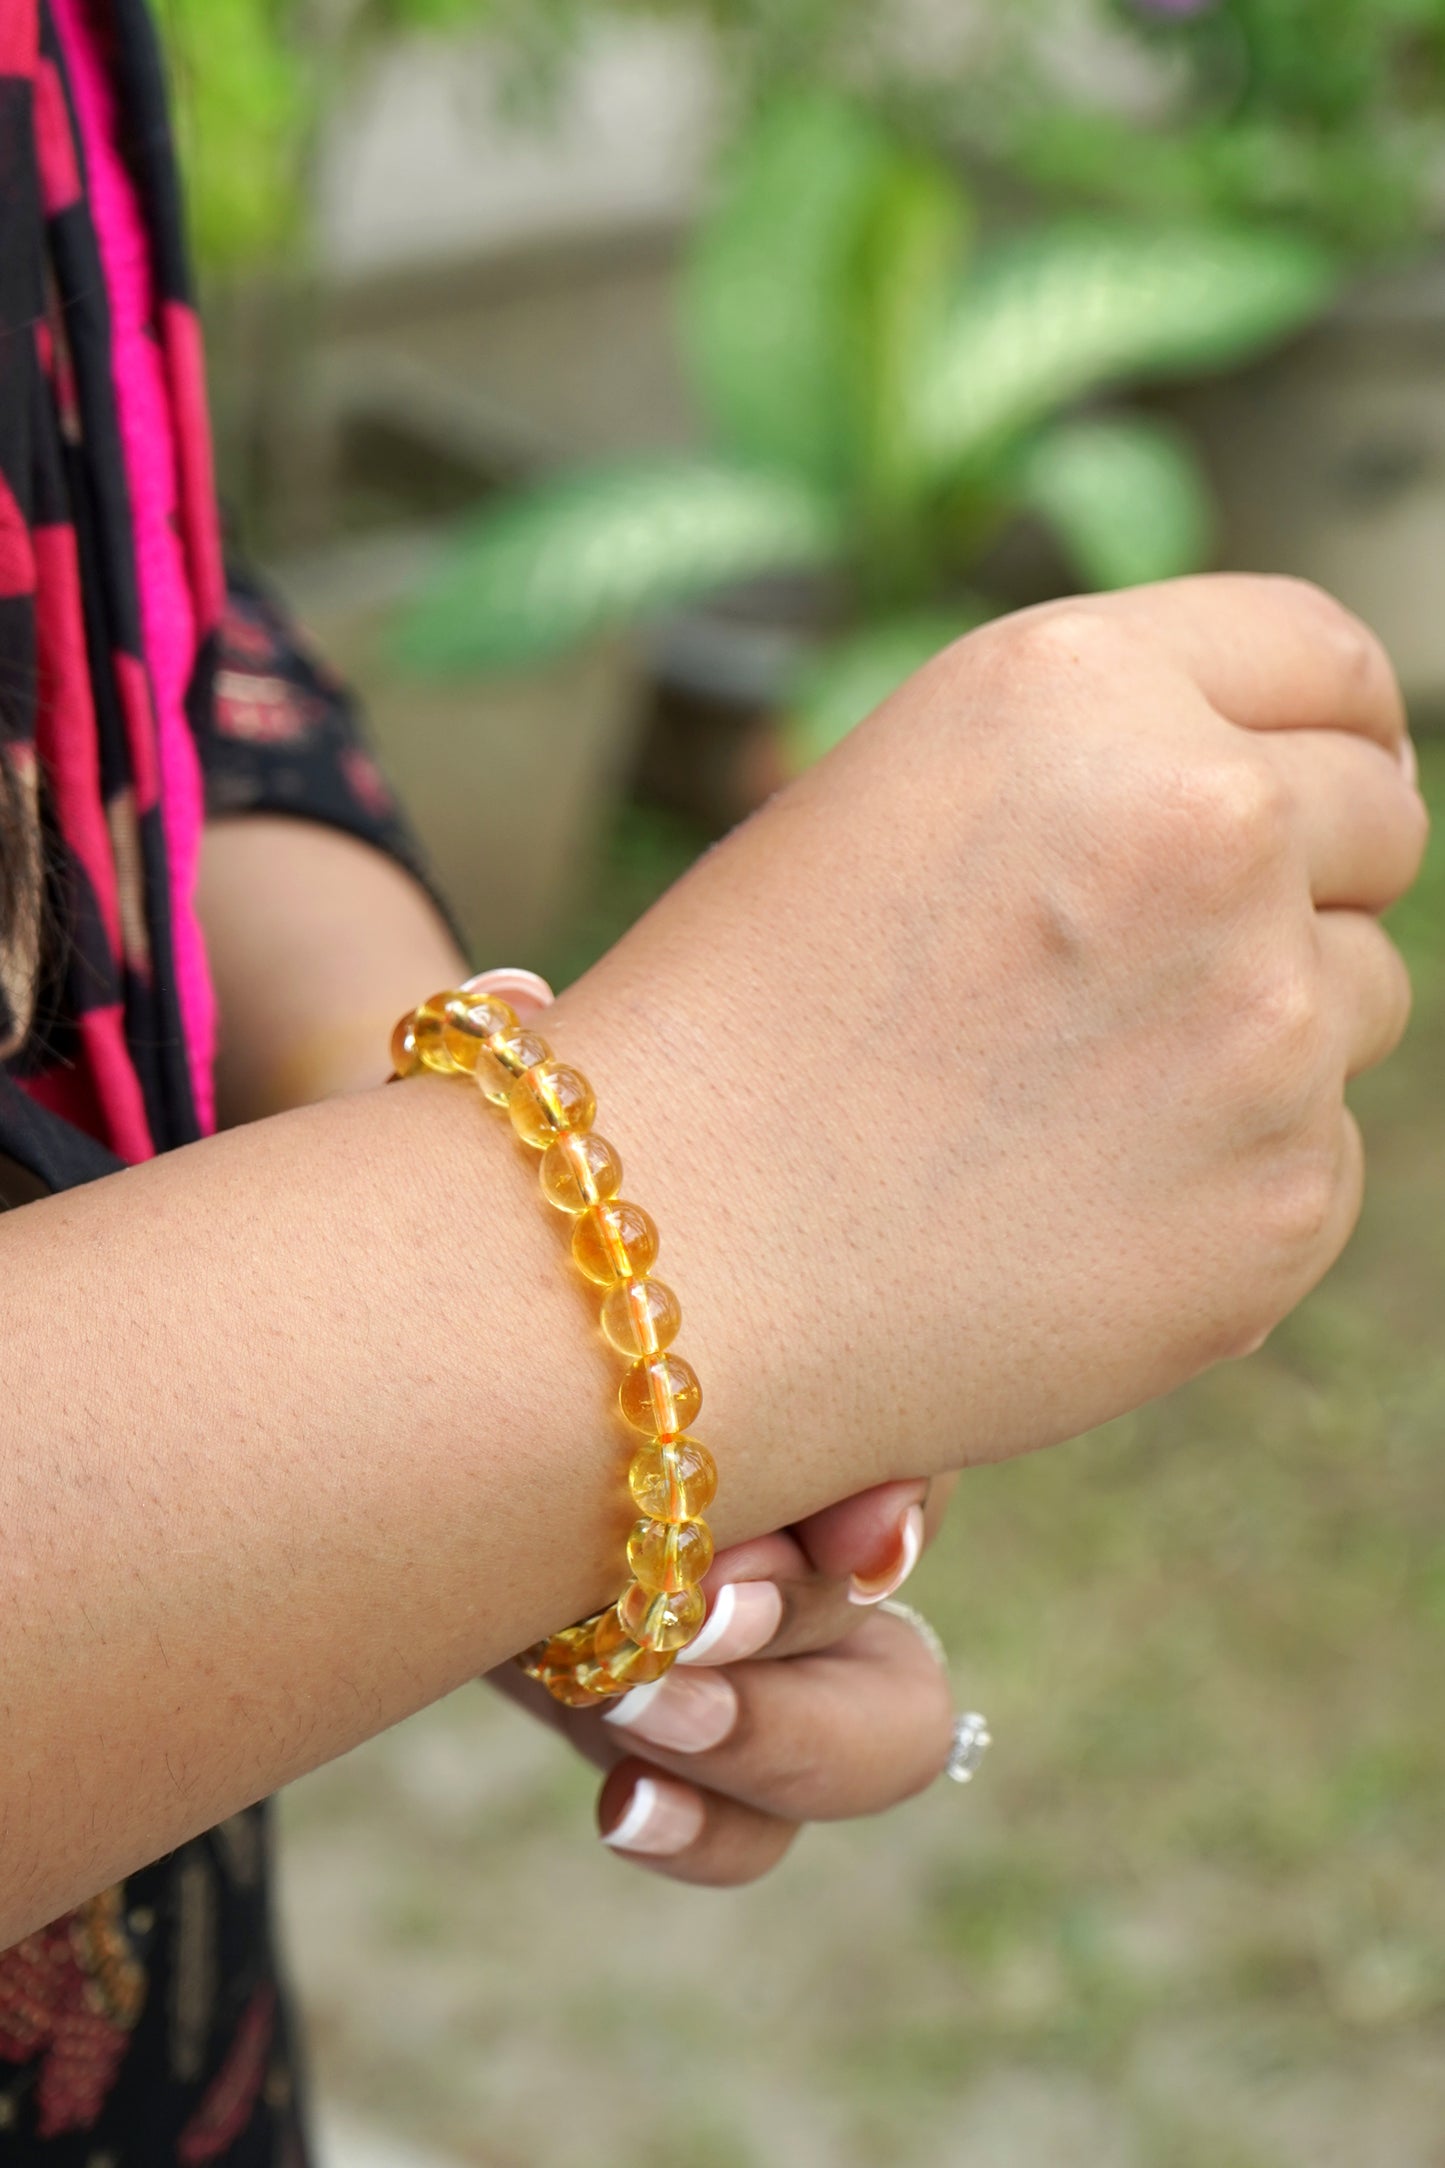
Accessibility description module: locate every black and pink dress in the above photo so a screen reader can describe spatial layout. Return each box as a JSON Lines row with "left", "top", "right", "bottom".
{"left": 0, "top": 2, "right": 442, "bottom": 2154}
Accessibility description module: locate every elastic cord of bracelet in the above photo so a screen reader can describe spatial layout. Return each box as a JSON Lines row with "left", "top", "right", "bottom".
{"left": 390, "top": 976, "right": 718, "bottom": 1707}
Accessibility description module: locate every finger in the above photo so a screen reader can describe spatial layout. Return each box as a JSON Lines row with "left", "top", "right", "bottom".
{"left": 1256, "top": 1108, "right": 1366, "bottom": 1347}
{"left": 608, "top": 1609, "right": 955, "bottom": 1823}
{"left": 682, "top": 1482, "right": 939, "bottom": 1669}
{"left": 1316, "top": 910, "right": 1414, "bottom": 1077}
{"left": 598, "top": 1762, "right": 799, "bottom": 1887}
{"left": 791, "top": 1479, "right": 928, "bottom": 1589}
{"left": 680, "top": 1545, "right": 906, "bottom": 1669}
{"left": 660, "top": 1467, "right": 953, "bottom": 1675}
{"left": 1265, "top": 729, "right": 1429, "bottom": 910}
{"left": 1070, "top": 576, "right": 1407, "bottom": 754}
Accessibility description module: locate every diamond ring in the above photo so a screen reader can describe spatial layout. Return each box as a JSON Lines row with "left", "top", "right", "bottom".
{"left": 878, "top": 1600, "right": 992, "bottom": 1787}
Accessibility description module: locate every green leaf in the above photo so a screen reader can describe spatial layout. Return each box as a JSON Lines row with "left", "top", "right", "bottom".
{"left": 1016, "top": 414, "right": 1214, "bottom": 591}
{"left": 682, "top": 93, "right": 902, "bottom": 492}
{"left": 158, "top": 0, "right": 314, "bottom": 272}
{"left": 393, "top": 458, "right": 846, "bottom": 675}
{"left": 782, "top": 606, "right": 988, "bottom": 769}
{"left": 853, "top": 152, "right": 971, "bottom": 530}
{"left": 917, "top": 223, "right": 1337, "bottom": 482}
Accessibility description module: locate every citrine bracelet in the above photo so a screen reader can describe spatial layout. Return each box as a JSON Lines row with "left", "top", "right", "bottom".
{"left": 390, "top": 973, "right": 717, "bottom": 1708}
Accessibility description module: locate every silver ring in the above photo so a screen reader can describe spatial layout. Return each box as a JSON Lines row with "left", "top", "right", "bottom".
{"left": 878, "top": 1601, "right": 992, "bottom": 1786}
{"left": 945, "top": 1711, "right": 992, "bottom": 1784}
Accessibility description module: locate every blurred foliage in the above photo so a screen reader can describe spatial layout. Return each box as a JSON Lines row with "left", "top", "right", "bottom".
{"left": 156, "top": 0, "right": 583, "bottom": 272}
{"left": 968, "top": 0, "right": 1445, "bottom": 257}
{"left": 397, "top": 93, "right": 1333, "bottom": 763}
{"left": 157, "top": 0, "right": 1445, "bottom": 271}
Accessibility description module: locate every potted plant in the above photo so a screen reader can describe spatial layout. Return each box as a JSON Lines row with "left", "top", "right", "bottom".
{"left": 948, "top": 0, "right": 1445, "bottom": 714}
{"left": 394, "top": 92, "right": 1334, "bottom": 782}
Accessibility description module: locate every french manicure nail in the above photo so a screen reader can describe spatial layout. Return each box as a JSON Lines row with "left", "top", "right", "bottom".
{"left": 848, "top": 1503, "right": 924, "bottom": 1606}
{"left": 601, "top": 1774, "right": 705, "bottom": 1856}
{"left": 603, "top": 1668, "right": 738, "bottom": 1753}
{"left": 675, "top": 1580, "right": 783, "bottom": 1666}
{"left": 1399, "top": 735, "right": 1419, "bottom": 790}
{"left": 460, "top": 966, "right": 555, "bottom": 1013}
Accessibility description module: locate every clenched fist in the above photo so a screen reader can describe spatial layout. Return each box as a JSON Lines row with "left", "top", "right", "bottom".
{"left": 552, "top": 576, "right": 1426, "bottom": 1531}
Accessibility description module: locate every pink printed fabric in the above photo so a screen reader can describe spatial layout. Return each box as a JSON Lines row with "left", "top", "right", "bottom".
{"left": 49, "top": 0, "right": 218, "bottom": 1139}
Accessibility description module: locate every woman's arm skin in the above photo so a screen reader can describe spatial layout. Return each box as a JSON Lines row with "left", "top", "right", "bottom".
{"left": 0, "top": 577, "right": 1424, "bottom": 1942}
{"left": 199, "top": 816, "right": 467, "bottom": 1125}
{"left": 203, "top": 814, "right": 957, "bottom": 1884}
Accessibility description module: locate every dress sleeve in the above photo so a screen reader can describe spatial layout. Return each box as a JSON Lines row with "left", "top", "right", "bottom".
{"left": 195, "top": 560, "right": 464, "bottom": 947}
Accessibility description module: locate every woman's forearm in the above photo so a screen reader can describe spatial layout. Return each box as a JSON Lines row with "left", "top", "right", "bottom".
{"left": 5, "top": 576, "right": 1424, "bottom": 1943}
{"left": 0, "top": 1044, "right": 746, "bottom": 1942}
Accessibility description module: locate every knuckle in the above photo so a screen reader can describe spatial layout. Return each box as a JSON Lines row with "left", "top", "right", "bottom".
{"left": 1257, "top": 1147, "right": 1340, "bottom": 1259}
{"left": 1081, "top": 754, "right": 1290, "bottom": 932}
{"left": 1265, "top": 575, "right": 1397, "bottom": 717}
{"left": 981, "top": 601, "right": 1130, "bottom": 691}
{"left": 1235, "top": 957, "right": 1327, "bottom": 1093}
{"left": 1177, "top": 756, "right": 1292, "bottom": 894}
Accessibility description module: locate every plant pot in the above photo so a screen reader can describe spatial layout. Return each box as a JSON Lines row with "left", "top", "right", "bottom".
{"left": 274, "top": 527, "right": 647, "bottom": 959}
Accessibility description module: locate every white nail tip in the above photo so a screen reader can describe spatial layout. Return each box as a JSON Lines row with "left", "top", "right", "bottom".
{"left": 602, "top": 1777, "right": 662, "bottom": 1851}
{"left": 674, "top": 1583, "right": 738, "bottom": 1665}
{"left": 848, "top": 1504, "right": 925, "bottom": 1606}
{"left": 602, "top": 1678, "right": 668, "bottom": 1729}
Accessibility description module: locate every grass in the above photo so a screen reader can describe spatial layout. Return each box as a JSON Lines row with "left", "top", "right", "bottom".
{"left": 280, "top": 743, "right": 1445, "bottom": 2167}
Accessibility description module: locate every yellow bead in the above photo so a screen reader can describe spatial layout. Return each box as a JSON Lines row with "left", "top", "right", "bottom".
{"left": 619, "top": 1353, "right": 701, "bottom": 1437}
{"left": 390, "top": 1014, "right": 420, "bottom": 1078}
{"left": 541, "top": 1668, "right": 610, "bottom": 1709}
{"left": 475, "top": 1028, "right": 551, "bottom": 1106}
{"left": 413, "top": 992, "right": 463, "bottom": 1074}
{"left": 443, "top": 992, "right": 516, "bottom": 1071}
{"left": 628, "top": 1438, "right": 718, "bottom": 1522}
{"left": 571, "top": 1660, "right": 632, "bottom": 1702}
{"left": 508, "top": 1061, "right": 597, "bottom": 1149}
{"left": 618, "top": 1579, "right": 707, "bottom": 1653}
{"left": 571, "top": 1200, "right": 659, "bottom": 1286}
{"left": 627, "top": 1516, "right": 714, "bottom": 1592}
{"left": 600, "top": 1278, "right": 681, "bottom": 1358}
{"left": 523, "top": 1622, "right": 595, "bottom": 1673}
{"left": 593, "top": 1604, "right": 674, "bottom": 1686}
{"left": 455, "top": 993, "right": 517, "bottom": 1041}
{"left": 539, "top": 1132, "right": 623, "bottom": 1214}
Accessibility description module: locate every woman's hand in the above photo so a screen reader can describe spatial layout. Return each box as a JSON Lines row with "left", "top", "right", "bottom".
{"left": 490, "top": 1481, "right": 961, "bottom": 1885}
{"left": 551, "top": 576, "right": 1428, "bottom": 1535}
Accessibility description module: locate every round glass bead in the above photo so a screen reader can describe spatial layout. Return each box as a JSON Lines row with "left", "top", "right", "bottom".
{"left": 600, "top": 1278, "right": 681, "bottom": 1359}
{"left": 508, "top": 1061, "right": 597, "bottom": 1149}
{"left": 618, "top": 1579, "right": 707, "bottom": 1653}
{"left": 570, "top": 1659, "right": 631, "bottom": 1702}
{"left": 443, "top": 991, "right": 516, "bottom": 1071}
{"left": 539, "top": 1132, "right": 623, "bottom": 1215}
{"left": 475, "top": 1028, "right": 551, "bottom": 1106}
{"left": 390, "top": 1014, "right": 419, "bottom": 1078}
{"left": 527, "top": 1621, "right": 596, "bottom": 1672}
{"left": 457, "top": 993, "right": 517, "bottom": 1041}
{"left": 627, "top": 1515, "right": 715, "bottom": 1592}
{"left": 628, "top": 1438, "right": 718, "bottom": 1522}
{"left": 619, "top": 1353, "right": 702, "bottom": 1437}
{"left": 413, "top": 993, "right": 464, "bottom": 1074}
{"left": 542, "top": 1668, "right": 610, "bottom": 1709}
{"left": 571, "top": 1201, "right": 659, "bottom": 1286}
{"left": 593, "top": 1604, "right": 674, "bottom": 1686}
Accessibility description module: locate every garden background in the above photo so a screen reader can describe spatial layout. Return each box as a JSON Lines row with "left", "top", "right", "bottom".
{"left": 161, "top": 3, "right": 1445, "bottom": 2160}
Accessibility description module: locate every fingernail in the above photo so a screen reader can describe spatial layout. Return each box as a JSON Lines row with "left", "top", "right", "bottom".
{"left": 603, "top": 1669, "right": 738, "bottom": 1753}
{"left": 674, "top": 1580, "right": 783, "bottom": 1666}
{"left": 601, "top": 1774, "right": 705, "bottom": 1856}
{"left": 460, "top": 966, "right": 555, "bottom": 1014}
{"left": 1399, "top": 735, "right": 1419, "bottom": 790}
{"left": 848, "top": 1503, "right": 924, "bottom": 1606}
